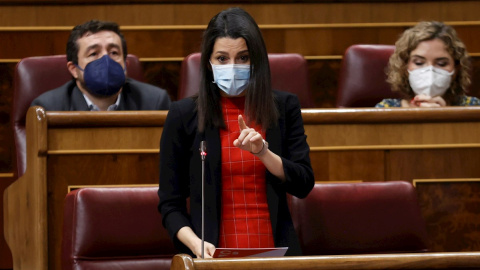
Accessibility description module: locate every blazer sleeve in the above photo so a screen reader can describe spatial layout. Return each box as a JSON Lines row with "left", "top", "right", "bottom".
{"left": 276, "top": 93, "right": 315, "bottom": 199}
{"left": 158, "top": 100, "right": 194, "bottom": 250}
{"left": 125, "top": 79, "right": 172, "bottom": 110}
{"left": 154, "top": 88, "right": 172, "bottom": 110}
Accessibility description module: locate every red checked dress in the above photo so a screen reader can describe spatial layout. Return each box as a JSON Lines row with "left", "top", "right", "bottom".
{"left": 218, "top": 96, "right": 275, "bottom": 248}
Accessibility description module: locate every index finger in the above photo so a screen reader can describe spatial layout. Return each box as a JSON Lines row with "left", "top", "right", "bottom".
{"left": 238, "top": 114, "right": 248, "bottom": 130}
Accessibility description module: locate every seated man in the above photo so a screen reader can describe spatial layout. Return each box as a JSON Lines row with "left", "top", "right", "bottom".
{"left": 32, "top": 20, "right": 171, "bottom": 111}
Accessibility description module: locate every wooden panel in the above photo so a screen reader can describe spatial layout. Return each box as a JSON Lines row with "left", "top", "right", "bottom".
{"left": 6, "top": 108, "right": 480, "bottom": 270}
{"left": 0, "top": 1, "right": 479, "bottom": 26}
{"left": 306, "top": 122, "right": 480, "bottom": 148}
{"left": 4, "top": 108, "right": 167, "bottom": 270}
{"left": 0, "top": 30, "right": 68, "bottom": 59}
{"left": 415, "top": 180, "right": 480, "bottom": 252}
{"left": 0, "top": 62, "right": 14, "bottom": 174}
{"left": 388, "top": 149, "right": 480, "bottom": 181}
{"left": 3, "top": 25, "right": 480, "bottom": 60}
{"left": 125, "top": 29, "right": 204, "bottom": 58}
{"left": 4, "top": 107, "right": 48, "bottom": 270}
{"left": 302, "top": 108, "right": 480, "bottom": 203}
{"left": 47, "top": 127, "right": 163, "bottom": 151}
{"left": 303, "top": 108, "right": 480, "bottom": 182}
{"left": 47, "top": 154, "right": 159, "bottom": 270}
{"left": 0, "top": 174, "right": 14, "bottom": 269}
{"left": 170, "top": 252, "right": 480, "bottom": 270}
{"left": 310, "top": 150, "right": 385, "bottom": 181}
{"left": 0, "top": 0, "right": 461, "bottom": 4}
{"left": 302, "top": 108, "right": 480, "bottom": 251}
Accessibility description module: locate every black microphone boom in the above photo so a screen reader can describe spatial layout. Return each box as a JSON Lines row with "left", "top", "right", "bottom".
{"left": 199, "top": 141, "right": 207, "bottom": 258}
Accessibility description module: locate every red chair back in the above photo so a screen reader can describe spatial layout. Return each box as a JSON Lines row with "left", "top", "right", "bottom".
{"left": 336, "top": 44, "right": 402, "bottom": 107}
{"left": 290, "top": 181, "right": 429, "bottom": 255}
{"left": 12, "top": 54, "right": 143, "bottom": 177}
{"left": 62, "top": 187, "right": 175, "bottom": 270}
{"left": 178, "top": 52, "right": 315, "bottom": 108}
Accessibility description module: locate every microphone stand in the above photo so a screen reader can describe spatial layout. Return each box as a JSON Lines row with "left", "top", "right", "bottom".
{"left": 199, "top": 141, "right": 207, "bottom": 259}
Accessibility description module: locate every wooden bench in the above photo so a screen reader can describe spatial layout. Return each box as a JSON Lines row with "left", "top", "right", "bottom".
{"left": 4, "top": 107, "right": 167, "bottom": 270}
{"left": 5, "top": 106, "right": 480, "bottom": 270}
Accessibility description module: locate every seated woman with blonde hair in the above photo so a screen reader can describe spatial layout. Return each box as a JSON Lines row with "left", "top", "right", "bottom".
{"left": 376, "top": 21, "right": 480, "bottom": 107}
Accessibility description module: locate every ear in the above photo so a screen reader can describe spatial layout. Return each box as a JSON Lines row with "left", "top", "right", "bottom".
{"left": 67, "top": 61, "right": 78, "bottom": 79}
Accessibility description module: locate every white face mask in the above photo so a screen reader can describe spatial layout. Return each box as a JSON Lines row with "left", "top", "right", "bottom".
{"left": 211, "top": 62, "right": 250, "bottom": 96}
{"left": 408, "top": 65, "right": 454, "bottom": 97}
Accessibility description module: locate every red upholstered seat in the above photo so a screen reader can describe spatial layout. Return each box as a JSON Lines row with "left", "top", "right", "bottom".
{"left": 178, "top": 52, "right": 315, "bottom": 108}
{"left": 177, "top": 52, "right": 202, "bottom": 101}
{"left": 11, "top": 54, "right": 144, "bottom": 177}
{"left": 62, "top": 187, "right": 175, "bottom": 270}
{"left": 290, "top": 181, "right": 429, "bottom": 255}
{"left": 336, "top": 44, "right": 402, "bottom": 107}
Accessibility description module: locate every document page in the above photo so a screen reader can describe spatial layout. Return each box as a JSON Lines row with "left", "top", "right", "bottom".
{"left": 213, "top": 247, "right": 288, "bottom": 258}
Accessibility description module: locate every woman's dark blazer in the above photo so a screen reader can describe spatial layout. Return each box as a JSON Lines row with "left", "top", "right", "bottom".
{"left": 158, "top": 90, "right": 314, "bottom": 256}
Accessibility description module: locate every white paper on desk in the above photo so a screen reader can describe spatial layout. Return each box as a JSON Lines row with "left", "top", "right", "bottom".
{"left": 213, "top": 247, "right": 288, "bottom": 258}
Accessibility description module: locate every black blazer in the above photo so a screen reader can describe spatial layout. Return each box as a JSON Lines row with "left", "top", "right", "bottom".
{"left": 31, "top": 78, "right": 171, "bottom": 110}
{"left": 158, "top": 90, "right": 314, "bottom": 256}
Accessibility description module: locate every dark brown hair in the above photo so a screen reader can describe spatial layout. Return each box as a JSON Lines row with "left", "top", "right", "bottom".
{"left": 66, "top": 20, "right": 127, "bottom": 64}
{"left": 196, "top": 7, "right": 278, "bottom": 132}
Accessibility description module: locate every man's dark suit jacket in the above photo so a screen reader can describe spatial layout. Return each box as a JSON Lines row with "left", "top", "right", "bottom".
{"left": 158, "top": 90, "right": 314, "bottom": 256}
{"left": 31, "top": 78, "right": 171, "bottom": 110}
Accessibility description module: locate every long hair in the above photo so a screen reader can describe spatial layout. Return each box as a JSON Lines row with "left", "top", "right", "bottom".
{"left": 196, "top": 7, "right": 278, "bottom": 132}
{"left": 387, "top": 21, "right": 470, "bottom": 103}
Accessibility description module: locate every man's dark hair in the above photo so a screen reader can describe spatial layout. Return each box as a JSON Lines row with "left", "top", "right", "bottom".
{"left": 66, "top": 20, "right": 128, "bottom": 64}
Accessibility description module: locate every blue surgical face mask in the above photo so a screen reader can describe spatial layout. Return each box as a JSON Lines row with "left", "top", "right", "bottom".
{"left": 211, "top": 62, "right": 250, "bottom": 96}
{"left": 76, "top": 54, "right": 126, "bottom": 96}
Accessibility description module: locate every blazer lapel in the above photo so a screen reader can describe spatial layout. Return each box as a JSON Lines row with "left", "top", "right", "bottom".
{"left": 203, "top": 126, "right": 221, "bottom": 245}
{"left": 71, "top": 86, "right": 90, "bottom": 111}
{"left": 265, "top": 122, "right": 282, "bottom": 240}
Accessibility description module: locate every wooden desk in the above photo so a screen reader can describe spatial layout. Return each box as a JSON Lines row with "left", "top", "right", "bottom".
{"left": 5, "top": 106, "right": 480, "bottom": 270}
{"left": 4, "top": 107, "right": 167, "bottom": 270}
{"left": 304, "top": 107, "right": 480, "bottom": 253}
{"left": 304, "top": 107, "right": 480, "bottom": 182}
{"left": 171, "top": 252, "right": 480, "bottom": 270}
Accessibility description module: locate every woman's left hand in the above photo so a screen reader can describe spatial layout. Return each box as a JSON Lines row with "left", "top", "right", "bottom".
{"left": 233, "top": 115, "right": 264, "bottom": 154}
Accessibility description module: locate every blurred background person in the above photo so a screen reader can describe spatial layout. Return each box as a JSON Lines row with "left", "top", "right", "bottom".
{"left": 32, "top": 20, "right": 171, "bottom": 111}
{"left": 376, "top": 21, "right": 480, "bottom": 108}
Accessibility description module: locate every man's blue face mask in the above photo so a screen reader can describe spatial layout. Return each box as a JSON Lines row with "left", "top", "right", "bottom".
{"left": 76, "top": 54, "right": 126, "bottom": 96}
{"left": 211, "top": 62, "right": 250, "bottom": 96}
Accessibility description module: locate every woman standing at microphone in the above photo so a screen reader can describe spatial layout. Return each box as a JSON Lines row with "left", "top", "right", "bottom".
{"left": 158, "top": 7, "right": 314, "bottom": 258}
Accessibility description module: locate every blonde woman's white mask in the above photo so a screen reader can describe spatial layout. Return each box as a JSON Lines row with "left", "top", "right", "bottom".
{"left": 408, "top": 65, "right": 454, "bottom": 97}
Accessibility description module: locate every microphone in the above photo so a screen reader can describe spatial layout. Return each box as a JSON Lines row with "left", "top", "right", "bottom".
{"left": 200, "top": 141, "right": 207, "bottom": 161}
{"left": 199, "top": 141, "right": 207, "bottom": 258}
